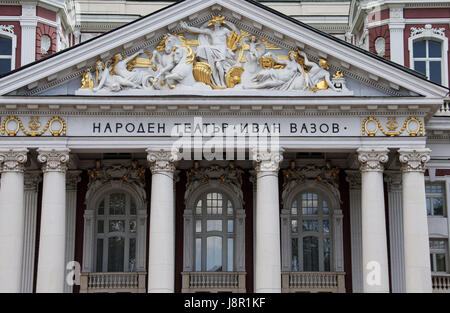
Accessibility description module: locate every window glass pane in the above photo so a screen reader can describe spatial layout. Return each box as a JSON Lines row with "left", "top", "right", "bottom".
{"left": 322, "top": 201, "right": 329, "bottom": 215}
{"left": 129, "top": 220, "right": 136, "bottom": 233}
{"left": 109, "top": 220, "right": 125, "bottom": 233}
{"left": 98, "top": 200, "right": 104, "bottom": 215}
{"left": 227, "top": 200, "right": 233, "bottom": 215}
{"left": 196, "top": 200, "right": 202, "bottom": 215}
{"left": 109, "top": 193, "right": 126, "bottom": 215}
{"left": 430, "top": 240, "right": 446, "bottom": 250}
{"left": 196, "top": 220, "right": 202, "bottom": 233}
{"left": 426, "top": 185, "right": 431, "bottom": 193}
{"left": 96, "top": 238, "right": 103, "bottom": 272}
{"left": 129, "top": 238, "right": 136, "bottom": 272}
{"left": 429, "top": 61, "right": 442, "bottom": 85}
{"left": 413, "top": 40, "right": 426, "bottom": 58}
{"left": 323, "top": 220, "right": 330, "bottom": 233}
{"left": 206, "top": 193, "right": 223, "bottom": 215}
{"left": 302, "top": 193, "right": 318, "bottom": 215}
{"left": 428, "top": 40, "right": 442, "bottom": 58}
{"left": 430, "top": 254, "right": 434, "bottom": 272}
{"left": 291, "top": 238, "right": 299, "bottom": 271}
{"left": 97, "top": 220, "right": 104, "bottom": 234}
{"left": 291, "top": 200, "right": 298, "bottom": 215}
{"left": 227, "top": 238, "right": 234, "bottom": 271}
{"left": 324, "top": 238, "right": 331, "bottom": 272}
{"left": 0, "top": 59, "right": 11, "bottom": 75}
{"left": 130, "top": 199, "right": 136, "bottom": 215}
{"left": 206, "top": 236, "right": 222, "bottom": 272}
{"left": 414, "top": 61, "right": 426, "bottom": 76}
{"left": 436, "top": 254, "right": 447, "bottom": 272}
{"left": 227, "top": 220, "right": 234, "bottom": 233}
{"left": 207, "top": 220, "right": 222, "bottom": 232}
{"left": 291, "top": 220, "right": 298, "bottom": 233}
{"left": 0, "top": 36, "right": 12, "bottom": 54}
{"left": 426, "top": 198, "right": 431, "bottom": 215}
{"left": 433, "top": 198, "right": 444, "bottom": 216}
{"left": 302, "top": 220, "right": 319, "bottom": 232}
{"left": 303, "top": 236, "right": 319, "bottom": 271}
{"left": 108, "top": 237, "right": 124, "bottom": 272}
{"left": 195, "top": 238, "right": 202, "bottom": 271}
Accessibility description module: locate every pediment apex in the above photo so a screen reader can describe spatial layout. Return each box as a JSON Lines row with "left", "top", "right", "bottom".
{"left": 0, "top": 0, "right": 448, "bottom": 98}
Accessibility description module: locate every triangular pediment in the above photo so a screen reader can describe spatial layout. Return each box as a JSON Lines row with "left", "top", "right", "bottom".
{"left": 0, "top": 0, "right": 448, "bottom": 100}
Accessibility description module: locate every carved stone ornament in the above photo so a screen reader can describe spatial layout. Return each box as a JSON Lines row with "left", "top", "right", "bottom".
{"left": 398, "top": 149, "right": 431, "bottom": 173}
{"left": 24, "top": 171, "right": 42, "bottom": 191}
{"left": 0, "top": 148, "right": 28, "bottom": 173}
{"left": 345, "top": 170, "right": 361, "bottom": 190}
{"left": 411, "top": 24, "right": 446, "bottom": 38}
{"left": 86, "top": 160, "right": 147, "bottom": 203}
{"left": 0, "top": 25, "right": 14, "bottom": 35}
{"left": 251, "top": 148, "right": 284, "bottom": 173}
{"left": 185, "top": 162, "right": 244, "bottom": 204}
{"left": 282, "top": 162, "right": 341, "bottom": 205}
{"left": 357, "top": 148, "right": 389, "bottom": 172}
{"left": 147, "top": 149, "right": 178, "bottom": 174}
{"left": 78, "top": 15, "right": 350, "bottom": 95}
{"left": 37, "top": 148, "right": 70, "bottom": 173}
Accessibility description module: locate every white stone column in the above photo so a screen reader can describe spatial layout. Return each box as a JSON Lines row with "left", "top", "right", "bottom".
{"left": 147, "top": 149, "right": 177, "bottom": 293}
{"left": 0, "top": 148, "right": 28, "bottom": 292}
{"left": 21, "top": 171, "right": 41, "bottom": 293}
{"left": 36, "top": 148, "right": 70, "bottom": 293}
{"left": 357, "top": 148, "right": 390, "bottom": 293}
{"left": 385, "top": 172, "right": 406, "bottom": 293}
{"left": 389, "top": 5, "right": 405, "bottom": 66}
{"left": 20, "top": 1, "right": 37, "bottom": 65}
{"left": 398, "top": 149, "right": 432, "bottom": 293}
{"left": 252, "top": 149, "right": 283, "bottom": 293}
{"left": 345, "top": 171, "right": 363, "bottom": 293}
{"left": 64, "top": 171, "right": 81, "bottom": 293}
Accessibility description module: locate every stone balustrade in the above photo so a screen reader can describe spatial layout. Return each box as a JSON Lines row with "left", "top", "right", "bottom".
{"left": 181, "top": 272, "right": 246, "bottom": 293}
{"left": 80, "top": 272, "right": 146, "bottom": 293}
{"left": 282, "top": 272, "right": 346, "bottom": 293}
{"left": 432, "top": 274, "right": 450, "bottom": 293}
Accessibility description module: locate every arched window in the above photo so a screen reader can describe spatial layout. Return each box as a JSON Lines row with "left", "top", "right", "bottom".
{"left": 94, "top": 191, "right": 138, "bottom": 272}
{"left": 0, "top": 25, "right": 16, "bottom": 75}
{"left": 281, "top": 180, "right": 344, "bottom": 274}
{"left": 289, "top": 192, "right": 331, "bottom": 272}
{"left": 408, "top": 24, "right": 449, "bottom": 87}
{"left": 412, "top": 39, "right": 443, "bottom": 85}
{"left": 193, "top": 192, "right": 235, "bottom": 272}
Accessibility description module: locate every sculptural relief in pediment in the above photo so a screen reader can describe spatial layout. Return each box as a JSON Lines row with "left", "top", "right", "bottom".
{"left": 77, "top": 16, "right": 351, "bottom": 95}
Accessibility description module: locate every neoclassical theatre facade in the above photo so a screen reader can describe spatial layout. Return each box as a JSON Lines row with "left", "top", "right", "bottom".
{"left": 0, "top": 0, "right": 449, "bottom": 293}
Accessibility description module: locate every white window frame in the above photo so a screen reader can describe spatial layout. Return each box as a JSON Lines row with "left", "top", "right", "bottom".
{"left": 408, "top": 24, "right": 449, "bottom": 87}
{"left": 82, "top": 181, "right": 147, "bottom": 274}
{"left": 94, "top": 191, "right": 137, "bottom": 273}
{"left": 430, "top": 239, "right": 448, "bottom": 273}
{"left": 281, "top": 180, "right": 344, "bottom": 273}
{"left": 425, "top": 182, "right": 446, "bottom": 217}
{"left": 183, "top": 180, "right": 245, "bottom": 273}
{"left": 0, "top": 25, "right": 17, "bottom": 72}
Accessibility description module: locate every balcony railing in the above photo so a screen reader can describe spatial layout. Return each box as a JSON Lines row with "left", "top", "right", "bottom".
{"left": 181, "top": 272, "right": 246, "bottom": 293}
{"left": 432, "top": 274, "right": 450, "bottom": 293}
{"left": 282, "top": 272, "right": 346, "bottom": 293}
{"left": 435, "top": 103, "right": 450, "bottom": 116}
{"left": 80, "top": 272, "right": 147, "bottom": 293}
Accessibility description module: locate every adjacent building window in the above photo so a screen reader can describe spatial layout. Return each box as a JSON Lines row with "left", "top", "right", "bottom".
{"left": 95, "top": 191, "right": 137, "bottom": 272}
{"left": 430, "top": 239, "right": 448, "bottom": 273}
{"left": 0, "top": 35, "right": 13, "bottom": 75}
{"left": 413, "top": 39, "right": 443, "bottom": 85}
{"left": 425, "top": 183, "right": 445, "bottom": 216}
{"left": 290, "top": 192, "right": 331, "bottom": 272}
{"left": 194, "top": 192, "right": 235, "bottom": 272}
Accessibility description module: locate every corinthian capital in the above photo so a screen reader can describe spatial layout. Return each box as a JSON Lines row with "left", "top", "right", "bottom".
{"left": 0, "top": 148, "right": 28, "bottom": 173}
{"left": 37, "top": 148, "right": 70, "bottom": 173}
{"left": 357, "top": 148, "right": 389, "bottom": 172}
{"left": 398, "top": 148, "right": 431, "bottom": 173}
{"left": 146, "top": 148, "right": 177, "bottom": 174}
{"left": 251, "top": 148, "right": 284, "bottom": 173}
